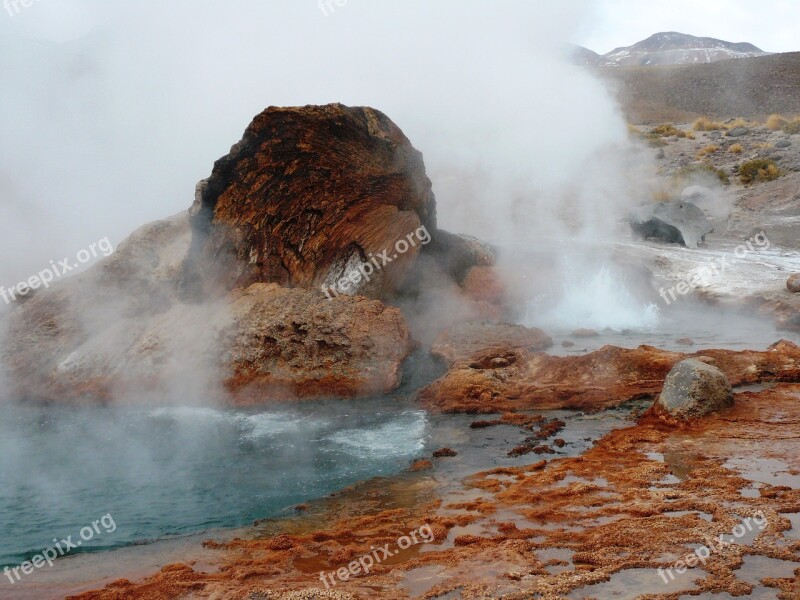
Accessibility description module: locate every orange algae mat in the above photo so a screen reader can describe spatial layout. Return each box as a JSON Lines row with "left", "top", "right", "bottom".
{"left": 71, "top": 385, "right": 800, "bottom": 600}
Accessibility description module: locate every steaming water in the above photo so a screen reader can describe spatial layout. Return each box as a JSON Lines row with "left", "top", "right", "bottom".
{"left": 0, "top": 400, "right": 429, "bottom": 568}
{"left": 531, "top": 260, "right": 660, "bottom": 331}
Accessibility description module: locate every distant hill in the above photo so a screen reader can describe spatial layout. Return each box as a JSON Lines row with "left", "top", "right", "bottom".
{"left": 572, "top": 32, "right": 768, "bottom": 68}
{"left": 600, "top": 51, "right": 800, "bottom": 123}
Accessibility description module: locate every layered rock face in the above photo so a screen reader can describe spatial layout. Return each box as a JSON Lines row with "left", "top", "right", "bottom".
{"left": 3, "top": 104, "right": 465, "bottom": 404}
{"left": 183, "top": 104, "right": 437, "bottom": 300}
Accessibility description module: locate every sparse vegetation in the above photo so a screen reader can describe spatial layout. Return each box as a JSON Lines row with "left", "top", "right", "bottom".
{"left": 693, "top": 117, "right": 726, "bottom": 131}
{"left": 650, "top": 123, "right": 691, "bottom": 138}
{"left": 767, "top": 114, "right": 788, "bottom": 131}
{"left": 685, "top": 130, "right": 696, "bottom": 140}
{"left": 728, "top": 143, "right": 744, "bottom": 154}
{"left": 696, "top": 144, "right": 719, "bottom": 158}
{"left": 725, "top": 117, "right": 752, "bottom": 129}
{"left": 675, "top": 163, "right": 730, "bottom": 185}
{"left": 785, "top": 118, "right": 800, "bottom": 134}
{"left": 644, "top": 133, "right": 667, "bottom": 147}
{"left": 738, "top": 159, "right": 782, "bottom": 184}
{"left": 651, "top": 123, "right": 680, "bottom": 137}
{"left": 754, "top": 142, "right": 774, "bottom": 150}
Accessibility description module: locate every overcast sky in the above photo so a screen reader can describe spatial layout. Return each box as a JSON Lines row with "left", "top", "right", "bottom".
{"left": 0, "top": 0, "right": 796, "bottom": 286}
{"left": 578, "top": 0, "right": 800, "bottom": 53}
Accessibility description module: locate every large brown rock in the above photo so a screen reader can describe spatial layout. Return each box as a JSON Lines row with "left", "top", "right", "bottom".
{"left": 788, "top": 273, "right": 800, "bottom": 293}
{"left": 0, "top": 103, "right": 504, "bottom": 405}
{"left": 225, "top": 283, "right": 411, "bottom": 403}
{"left": 182, "top": 104, "right": 436, "bottom": 300}
{"left": 419, "top": 340, "right": 800, "bottom": 413}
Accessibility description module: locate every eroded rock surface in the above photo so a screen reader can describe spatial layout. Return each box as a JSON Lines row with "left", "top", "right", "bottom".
{"left": 183, "top": 103, "right": 437, "bottom": 300}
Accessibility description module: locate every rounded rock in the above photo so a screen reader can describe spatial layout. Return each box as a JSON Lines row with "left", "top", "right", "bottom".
{"left": 656, "top": 358, "right": 733, "bottom": 421}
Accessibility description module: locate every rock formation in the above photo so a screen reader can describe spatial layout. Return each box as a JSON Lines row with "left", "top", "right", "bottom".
{"left": 420, "top": 339, "right": 800, "bottom": 413}
{"left": 1, "top": 104, "right": 492, "bottom": 404}
{"left": 655, "top": 358, "right": 734, "bottom": 420}
{"left": 629, "top": 200, "right": 713, "bottom": 248}
{"left": 182, "top": 104, "right": 436, "bottom": 301}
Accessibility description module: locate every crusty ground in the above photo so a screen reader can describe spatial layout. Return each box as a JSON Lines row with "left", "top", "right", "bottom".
{"left": 69, "top": 384, "right": 800, "bottom": 600}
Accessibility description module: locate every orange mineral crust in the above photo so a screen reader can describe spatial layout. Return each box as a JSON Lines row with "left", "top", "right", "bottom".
{"left": 70, "top": 384, "right": 800, "bottom": 599}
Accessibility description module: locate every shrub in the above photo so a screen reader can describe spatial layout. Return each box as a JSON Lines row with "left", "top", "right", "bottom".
{"left": 726, "top": 117, "right": 751, "bottom": 129}
{"left": 785, "top": 119, "right": 800, "bottom": 134}
{"left": 728, "top": 143, "right": 744, "bottom": 154}
{"left": 766, "top": 114, "right": 788, "bottom": 131}
{"left": 739, "top": 159, "right": 782, "bottom": 184}
{"left": 696, "top": 144, "right": 719, "bottom": 158}
{"left": 651, "top": 123, "right": 679, "bottom": 136}
{"left": 693, "top": 117, "right": 726, "bottom": 131}
{"left": 685, "top": 130, "right": 696, "bottom": 140}
{"left": 675, "top": 163, "right": 730, "bottom": 185}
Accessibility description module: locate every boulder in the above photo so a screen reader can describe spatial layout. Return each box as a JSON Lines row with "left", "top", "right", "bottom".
{"left": 775, "top": 139, "right": 792, "bottom": 149}
{"left": 2, "top": 104, "right": 452, "bottom": 404}
{"left": 182, "top": 104, "right": 437, "bottom": 301}
{"left": 629, "top": 200, "right": 713, "bottom": 248}
{"left": 726, "top": 127, "right": 749, "bottom": 137}
{"left": 788, "top": 273, "right": 800, "bottom": 293}
{"left": 655, "top": 358, "right": 733, "bottom": 420}
{"left": 225, "top": 284, "right": 411, "bottom": 402}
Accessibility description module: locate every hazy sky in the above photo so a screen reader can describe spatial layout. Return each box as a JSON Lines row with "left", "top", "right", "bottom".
{"left": 0, "top": 0, "right": 794, "bottom": 288}
{"left": 578, "top": 0, "right": 800, "bottom": 53}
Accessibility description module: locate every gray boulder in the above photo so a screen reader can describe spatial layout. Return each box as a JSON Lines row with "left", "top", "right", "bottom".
{"left": 775, "top": 139, "right": 792, "bottom": 149}
{"left": 629, "top": 201, "right": 713, "bottom": 248}
{"left": 656, "top": 358, "right": 734, "bottom": 420}
{"left": 726, "top": 127, "right": 749, "bottom": 137}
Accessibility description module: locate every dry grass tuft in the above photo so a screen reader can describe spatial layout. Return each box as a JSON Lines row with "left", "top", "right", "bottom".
{"left": 739, "top": 159, "right": 782, "bottom": 184}
{"left": 696, "top": 144, "right": 719, "bottom": 159}
{"left": 728, "top": 143, "right": 744, "bottom": 154}
{"left": 767, "top": 114, "right": 788, "bottom": 131}
{"left": 693, "top": 117, "right": 726, "bottom": 131}
{"left": 785, "top": 118, "right": 800, "bottom": 134}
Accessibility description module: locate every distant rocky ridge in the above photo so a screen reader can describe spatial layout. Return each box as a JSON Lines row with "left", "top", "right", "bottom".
{"left": 571, "top": 32, "right": 767, "bottom": 68}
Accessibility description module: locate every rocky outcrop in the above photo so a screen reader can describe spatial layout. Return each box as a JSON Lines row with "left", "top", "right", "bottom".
{"left": 629, "top": 200, "right": 713, "bottom": 248}
{"left": 420, "top": 340, "right": 800, "bottom": 413}
{"left": 788, "top": 273, "right": 800, "bottom": 293}
{"left": 655, "top": 358, "right": 734, "bottom": 421}
{"left": 3, "top": 104, "right": 463, "bottom": 404}
{"left": 3, "top": 215, "right": 412, "bottom": 403}
{"left": 182, "top": 104, "right": 437, "bottom": 301}
{"left": 225, "top": 284, "right": 411, "bottom": 402}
